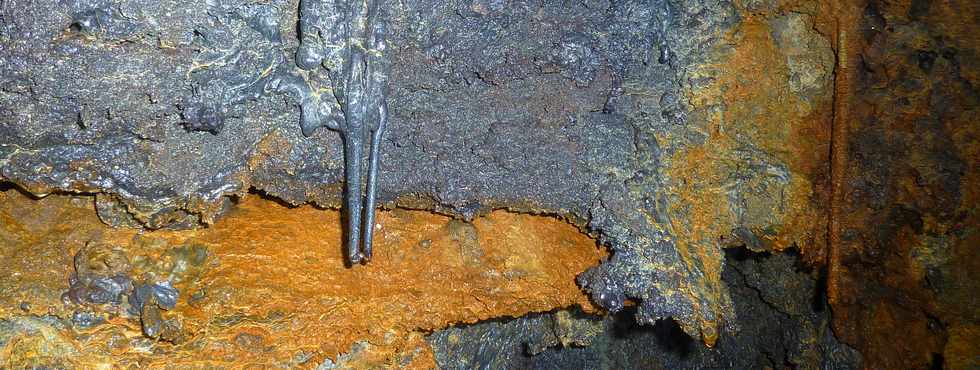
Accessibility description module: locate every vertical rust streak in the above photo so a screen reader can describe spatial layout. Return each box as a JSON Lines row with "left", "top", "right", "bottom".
{"left": 827, "top": 2, "right": 856, "bottom": 305}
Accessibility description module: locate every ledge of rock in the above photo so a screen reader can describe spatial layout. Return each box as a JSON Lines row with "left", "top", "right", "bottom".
{"left": 2, "top": 0, "right": 976, "bottom": 368}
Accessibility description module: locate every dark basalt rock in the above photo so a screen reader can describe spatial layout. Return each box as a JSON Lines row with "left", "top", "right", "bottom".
{"left": 65, "top": 243, "right": 133, "bottom": 306}
{"left": 0, "top": 0, "right": 738, "bottom": 341}
{"left": 60, "top": 241, "right": 196, "bottom": 343}
{"left": 128, "top": 281, "right": 179, "bottom": 315}
{"left": 427, "top": 248, "right": 863, "bottom": 370}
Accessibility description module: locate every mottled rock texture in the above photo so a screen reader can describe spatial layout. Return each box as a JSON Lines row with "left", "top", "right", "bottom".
{"left": 827, "top": 0, "right": 980, "bottom": 368}
{"left": 0, "top": 0, "right": 764, "bottom": 344}
{"left": 0, "top": 0, "right": 975, "bottom": 367}
{"left": 428, "top": 249, "right": 862, "bottom": 369}
{"left": 0, "top": 190, "right": 602, "bottom": 367}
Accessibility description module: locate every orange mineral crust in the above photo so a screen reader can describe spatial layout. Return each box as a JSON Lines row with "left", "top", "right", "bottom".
{"left": 0, "top": 189, "right": 605, "bottom": 368}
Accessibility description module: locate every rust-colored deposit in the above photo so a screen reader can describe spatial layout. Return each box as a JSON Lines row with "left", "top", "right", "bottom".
{"left": 0, "top": 189, "right": 605, "bottom": 368}
{"left": 649, "top": 0, "right": 838, "bottom": 345}
{"left": 826, "top": 0, "right": 980, "bottom": 368}
{"left": 668, "top": 0, "right": 837, "bottom": 259}
{"left": 648, "top": 0, "right": 979, "bottom": 367}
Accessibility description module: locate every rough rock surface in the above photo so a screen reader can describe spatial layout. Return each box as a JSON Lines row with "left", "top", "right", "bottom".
{"left": 428, "top": 249, "right": 862, "bottom": 369}
{"left": 0, "top": 189, "right": 603, "bottom": 367}
{"left": 0, "top": 0, "right": 767, "bottom": 343}
{"left": 827, "top": 0, "right": 980, "bottom": 368}
{"left": 2, "top": 0, "right": 974, "bottom": 367}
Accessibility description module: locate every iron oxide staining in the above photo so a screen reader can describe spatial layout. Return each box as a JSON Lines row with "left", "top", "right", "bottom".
{"left": 0, "top": 190, "right": 604, "bottom": 366}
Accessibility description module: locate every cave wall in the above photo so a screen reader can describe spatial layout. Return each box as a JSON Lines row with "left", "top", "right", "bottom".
{"left": 427, "top": 249, "right": 862, "bottom": 370}
{"left": 828, "top": 0, "right": 979, "bottom": 368}
{"left": 1, "top": 0, "right": 806, "bottom": 346}
{"left": 0, "top": 0, "right": 976, "bottom": 368}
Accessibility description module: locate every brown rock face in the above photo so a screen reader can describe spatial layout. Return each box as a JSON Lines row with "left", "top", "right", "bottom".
{"left": 0, "top": 189, "right": 604, "bottom": 367}
{"left": 827, "top": 0, "right": 980, "bottom": 368}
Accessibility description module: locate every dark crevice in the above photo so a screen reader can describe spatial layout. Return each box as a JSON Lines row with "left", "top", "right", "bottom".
{"left": 929, "top": 352, "right": 944, "bottom": 370}
{"left": 429, "top": 246, "right": 861, "bottom": 369}
{"left": 0, "top": 180, "right": 80, "bottom": 200}
{"left": 68, "top": 21, "right": 84, "bottom": 34}
{"left": 247, "top": 187, "right": 301, "bottom": 209}
{"left": 609, "top": 306, "right": 694, "bottom": 359}
{"left": 813, "top": 265, "right": 828, "bottom": 312}
{"left": 724, "top": 243, "right": 773, "bottom": 261}
{"left": 652, "top": 318, "right": 695, "bottom": 359}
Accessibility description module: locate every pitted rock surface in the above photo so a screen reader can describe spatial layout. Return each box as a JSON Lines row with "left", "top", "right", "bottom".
{"left": 1, "top": 0, "right": 742, "bottom": 342}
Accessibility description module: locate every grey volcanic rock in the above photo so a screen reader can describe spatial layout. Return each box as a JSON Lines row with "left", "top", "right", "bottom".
{"left": 427, "top": 249, "right": 862, "bottom": 370}
{"left": 0, "top": 0, "right": 738, "bottom": 341}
